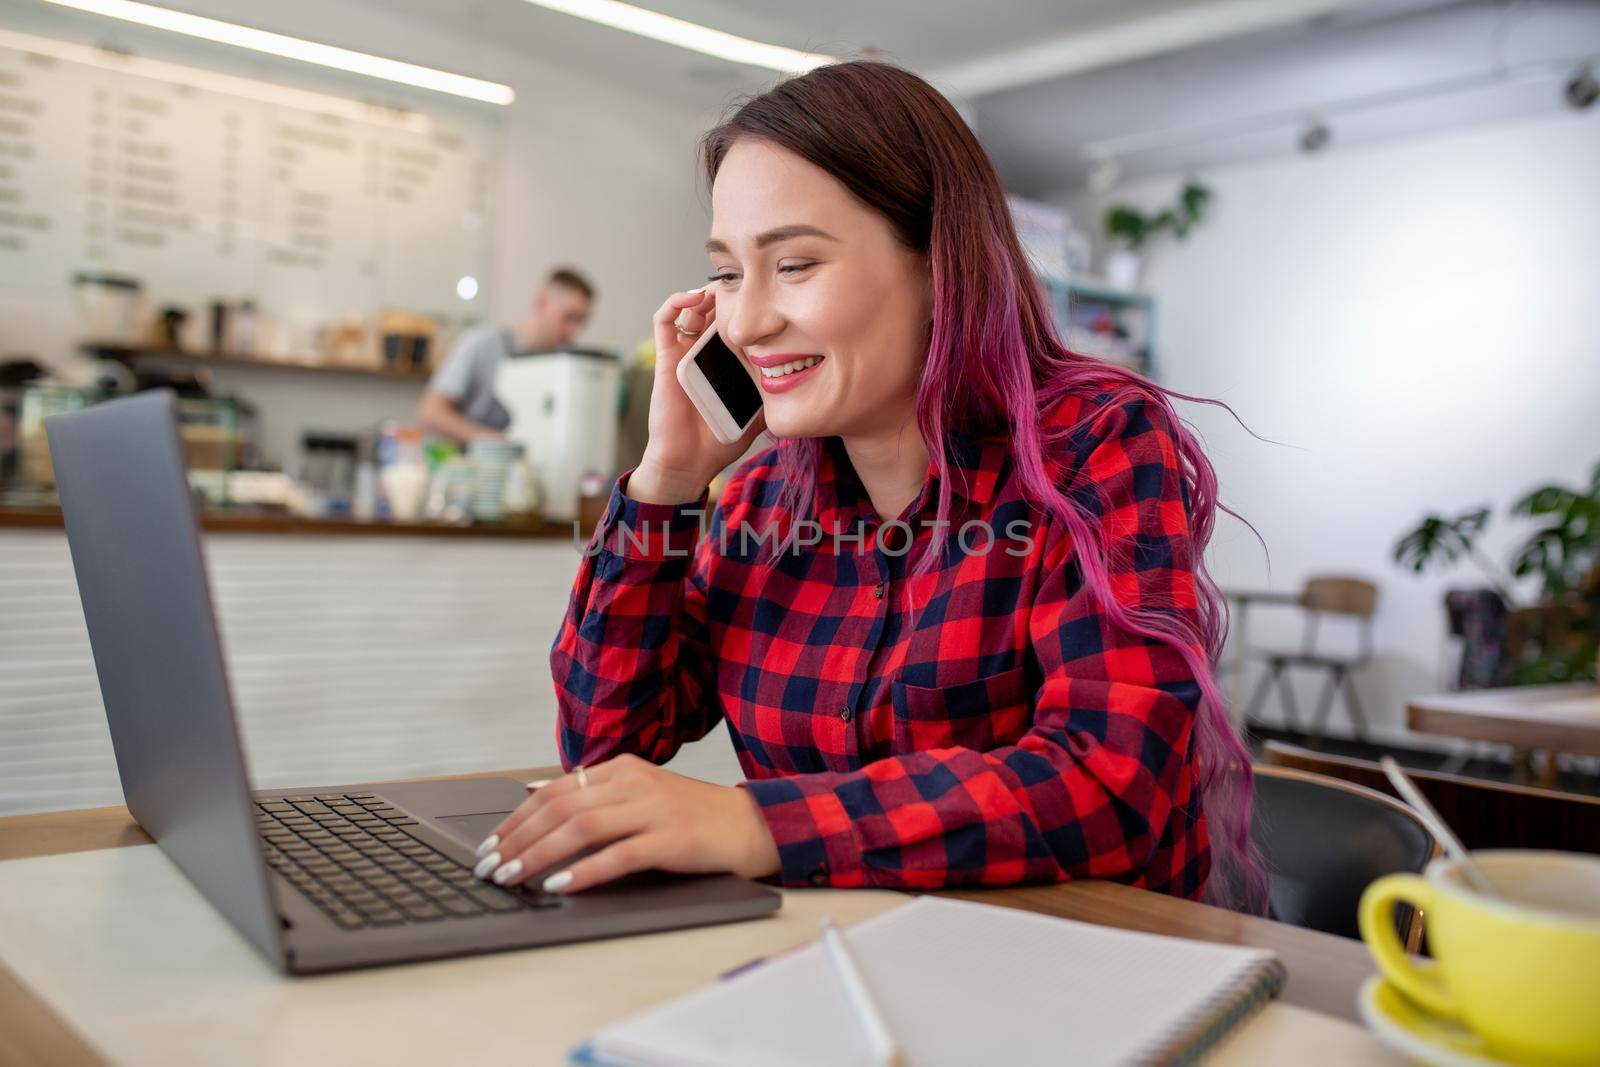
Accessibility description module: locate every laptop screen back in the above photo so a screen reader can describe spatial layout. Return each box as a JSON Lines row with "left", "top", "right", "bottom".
{"left": 46, "top": 390, "right": 284, "bottom": 965}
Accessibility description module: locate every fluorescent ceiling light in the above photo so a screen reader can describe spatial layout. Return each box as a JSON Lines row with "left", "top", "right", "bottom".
{"left": 0, "top": 26, "right": 433, "bottom": 129}
{"left": 930, "top": 0, "right": 1371, "bottom": 99}
{"left": 38, "top": 0, "right": 515, "bottom": 105}
{"left": 513, "top": 0, "right": 833, "bottom": 74}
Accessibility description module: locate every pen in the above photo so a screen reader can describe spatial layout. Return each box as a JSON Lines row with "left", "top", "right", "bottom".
{"left": 821, "top": 918, "right": 905, "bottom": 1067}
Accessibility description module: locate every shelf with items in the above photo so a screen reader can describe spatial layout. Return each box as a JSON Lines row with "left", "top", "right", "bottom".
{"left": 83, "top": 344, "right": 434, "bottom": 382}
{"left": 1042, "top": 277, "right": 1158, "bottom": 380}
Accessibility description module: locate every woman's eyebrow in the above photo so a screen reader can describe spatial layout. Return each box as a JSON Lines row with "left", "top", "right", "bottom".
{"left": 705, "top": 224, "right": 841, "bottom": 253}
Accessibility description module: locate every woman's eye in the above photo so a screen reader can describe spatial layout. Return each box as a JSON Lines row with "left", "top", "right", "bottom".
{"left": 707, "top": 272, "right": 740, "bottom": 286}
{"left": 778, "top": 262, "right": 814, "bottom": 275}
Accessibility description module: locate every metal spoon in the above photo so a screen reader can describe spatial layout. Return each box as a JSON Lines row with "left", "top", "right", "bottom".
{"left": 1381, "top": 756, "right": 1498, "bottom": 896}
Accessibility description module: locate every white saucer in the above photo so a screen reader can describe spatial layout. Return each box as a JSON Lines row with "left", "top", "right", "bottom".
{"left": 1358, "top": 976, "right": 1517, "bottom": 1067}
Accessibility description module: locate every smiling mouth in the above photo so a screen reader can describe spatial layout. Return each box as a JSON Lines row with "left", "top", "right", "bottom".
{"left": 756, "top": 355, "right": 823, "bottom": 379}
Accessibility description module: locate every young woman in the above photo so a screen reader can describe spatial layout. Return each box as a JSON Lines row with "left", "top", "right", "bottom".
{"left": 476, "top": 61, "right": 1265, "bottom": 911}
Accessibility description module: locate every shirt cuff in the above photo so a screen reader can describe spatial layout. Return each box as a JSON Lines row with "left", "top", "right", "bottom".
{"left": 741, "top": 775, "right": 867, "bottom": 888}
{"left": 591, "top": 469, "right": 708, "bottom": 562}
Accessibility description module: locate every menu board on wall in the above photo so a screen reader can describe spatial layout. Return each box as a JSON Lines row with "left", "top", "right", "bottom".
{"left": 0, "top": 39, "right": 497, "bottom": 338}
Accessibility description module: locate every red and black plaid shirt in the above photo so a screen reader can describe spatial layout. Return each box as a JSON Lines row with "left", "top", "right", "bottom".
{"left": 551, "top": 385, "right": 1211, "bottom": 900}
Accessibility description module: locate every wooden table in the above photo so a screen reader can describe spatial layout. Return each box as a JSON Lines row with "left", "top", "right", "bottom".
{"left": 0, "top": 766, "right": 1379, "bottom": 1065}
{"left": 1408, "top": 683, "right": 1600, "bottom": 786}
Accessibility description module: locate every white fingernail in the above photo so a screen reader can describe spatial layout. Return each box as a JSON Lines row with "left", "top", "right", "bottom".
{"left": 492, "top": 859, "right": 524, "bottom": 886}
{"left": 525, "top": 779, "right": 552, "bottom": 790}
{"left": 543, "top": 869, "right": 575, "bottom": 894}
{"left": 475, "top": 834, "right": 499, "bottom": 859}
{"left": 473, "top": 852, "right": 500, "bottom": 879}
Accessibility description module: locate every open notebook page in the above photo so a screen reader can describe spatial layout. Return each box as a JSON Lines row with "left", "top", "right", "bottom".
{"left": 579, "top": 895, "right": 1283, "bottom": 1067}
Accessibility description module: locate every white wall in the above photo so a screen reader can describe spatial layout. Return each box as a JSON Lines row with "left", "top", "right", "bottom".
{"left": 1062, "top": 105, "right": 1600, "bottom": 739}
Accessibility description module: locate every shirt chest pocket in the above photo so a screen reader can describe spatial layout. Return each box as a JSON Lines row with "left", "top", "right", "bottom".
{"left": 889, "top": 665, "right": 1033, "bottom": 753}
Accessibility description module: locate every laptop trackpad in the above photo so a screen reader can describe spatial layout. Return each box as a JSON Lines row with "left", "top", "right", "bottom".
{"left": 434, "top": 811, "right": 512, "bottom": 844}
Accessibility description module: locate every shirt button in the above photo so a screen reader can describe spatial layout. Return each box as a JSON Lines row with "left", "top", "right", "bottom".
{"left": 873, "top": 580, "right": 885, "bottom": 599}
{"left": 839, "top": 705, "right": 851, "bottom": 722}
{"left": 808, "top": 864, "right": 829, "bottom": 887}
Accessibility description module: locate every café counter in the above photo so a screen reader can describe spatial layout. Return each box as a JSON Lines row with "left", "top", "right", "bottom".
{"left": 0, "top": 504, "right": 587, "bottom": 818}
{"left": 0, "top": 505, "right": 577, "bottom": 540}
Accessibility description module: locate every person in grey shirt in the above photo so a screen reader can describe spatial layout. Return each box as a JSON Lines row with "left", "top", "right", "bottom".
{"left": 419, "top": 267, "right": 595, "bottom": 445}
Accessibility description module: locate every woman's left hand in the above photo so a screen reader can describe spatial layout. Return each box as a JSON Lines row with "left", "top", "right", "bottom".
{"left": 473, "top": 754, "right": 781, "bottom": 894}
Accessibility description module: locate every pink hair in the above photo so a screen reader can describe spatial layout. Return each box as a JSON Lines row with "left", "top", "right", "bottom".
{"left": 701, "top": 61, "right": 1267, "bottom": 913}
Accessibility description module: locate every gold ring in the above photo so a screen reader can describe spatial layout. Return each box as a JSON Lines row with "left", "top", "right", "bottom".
{"left": 575, "top": 765, "right": 590, "bottom": 790}
{"left": 673, "top": 316, "right": 701, "bottom": 338}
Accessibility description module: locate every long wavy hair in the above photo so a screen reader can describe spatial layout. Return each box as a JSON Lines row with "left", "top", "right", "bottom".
{"left": 700, "top": 60, "right": 1266, "bottom": 913}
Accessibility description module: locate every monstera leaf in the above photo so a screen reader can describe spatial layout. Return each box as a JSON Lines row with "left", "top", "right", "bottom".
{"left": 1510, "top": 466, "right": 1600, "bottom": 596}
{"left": 1393, "top": 507, "right": 1491, "bottom": 574}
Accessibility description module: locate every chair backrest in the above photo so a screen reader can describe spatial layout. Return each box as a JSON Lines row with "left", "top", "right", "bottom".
{"left": 1301, "top": 575, "right": 1378, "bottom": 617}
{"left": 1262, "top": 741, "right": 1600, "bottom": 855}
{"left": 1250, "top": 763, "right": 1436, "bottom": 942}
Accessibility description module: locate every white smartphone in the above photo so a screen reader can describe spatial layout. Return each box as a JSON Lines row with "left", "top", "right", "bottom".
{"left": 674, "top": 322, "right": 764, "bottom": 445}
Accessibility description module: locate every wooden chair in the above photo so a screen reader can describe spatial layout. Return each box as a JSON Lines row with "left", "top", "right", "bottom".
{"left": 1261, "top": 741, "right": 1600, "bottom": 855}
{"left": 1251, "top": 763, "right": 1436, "bottom": 950}
{"left": 1243, "top": 575, "right": 1379, "bottom": 740}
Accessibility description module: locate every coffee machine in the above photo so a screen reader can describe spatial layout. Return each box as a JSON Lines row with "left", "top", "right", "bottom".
{"left": 497, "top": 350, "right": 620, "bottom": 522}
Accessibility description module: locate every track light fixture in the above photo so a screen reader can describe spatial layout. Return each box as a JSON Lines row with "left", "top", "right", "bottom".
{"left": 1564, "top": 65, "right": 1598, "bottom": 110}
{"left": 1298, "top": 118, "right": 1331, "bottom": 154}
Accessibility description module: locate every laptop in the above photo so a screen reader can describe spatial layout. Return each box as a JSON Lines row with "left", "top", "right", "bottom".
{"left": 45, "top": 390, "right": 780, "bottom": 974}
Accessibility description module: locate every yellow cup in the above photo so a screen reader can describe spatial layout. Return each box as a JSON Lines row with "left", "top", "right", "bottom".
{"left": 1360, "top": 850, "right": 1600, "bottom": 1066}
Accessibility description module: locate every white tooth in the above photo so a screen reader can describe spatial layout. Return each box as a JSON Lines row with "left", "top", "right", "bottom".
{"left": 783, "top": 361, "right": 799, "bottom": 373}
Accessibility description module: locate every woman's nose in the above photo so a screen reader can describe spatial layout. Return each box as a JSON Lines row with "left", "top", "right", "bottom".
{"left": 721, "top": 286, "right": 785, "bottom": 350}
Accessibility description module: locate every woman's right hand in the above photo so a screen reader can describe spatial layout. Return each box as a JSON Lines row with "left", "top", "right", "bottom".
{"left": 629, "top": 287, "right": 767, "bottom": 505}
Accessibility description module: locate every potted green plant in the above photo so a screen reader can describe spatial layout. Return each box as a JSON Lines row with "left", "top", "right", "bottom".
{"left": 1103, "top": 182, "right": 1211, "bottom": 291}
{"left": 1394, "top": 461, "right": 1600, "bottom": 684}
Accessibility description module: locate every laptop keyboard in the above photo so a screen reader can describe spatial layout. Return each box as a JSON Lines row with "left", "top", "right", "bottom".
{"left": 254, "top": 793, "right": 553, "bottom": 930}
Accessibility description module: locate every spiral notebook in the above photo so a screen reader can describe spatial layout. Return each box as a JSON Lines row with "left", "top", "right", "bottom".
{"left": 571, "top": 895, "right": 1285, "bottom": 1067}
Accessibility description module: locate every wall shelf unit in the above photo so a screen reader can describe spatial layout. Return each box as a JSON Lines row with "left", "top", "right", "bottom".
{"left": 85, "top": 344, "right": 433, "bottom": 382}
{"left": 1043, "top": 278, "right": 1158, "bottom": 380}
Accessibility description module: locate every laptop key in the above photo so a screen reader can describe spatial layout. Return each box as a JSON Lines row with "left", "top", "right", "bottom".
{"left": 466, "top": 887, "right": 525, "bottom": 913}
{"left": 439, "top": 897, "right": 485, "bottom": 916}
{"left": 399, "top": 902, "right": 445, "bottom": 921}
